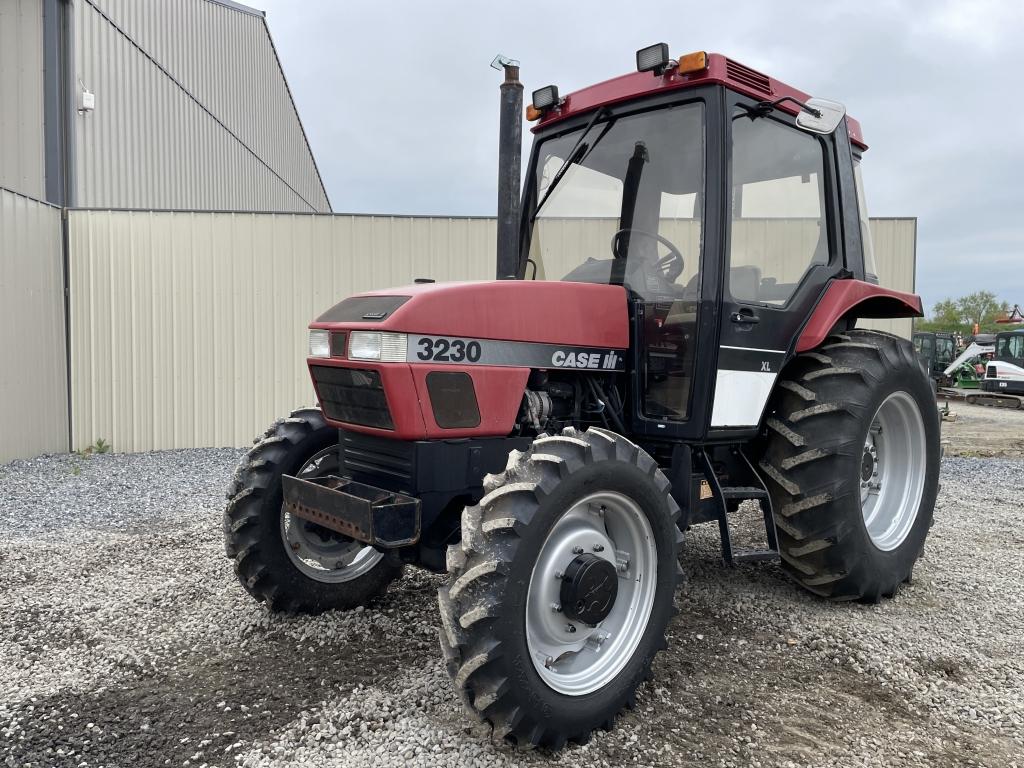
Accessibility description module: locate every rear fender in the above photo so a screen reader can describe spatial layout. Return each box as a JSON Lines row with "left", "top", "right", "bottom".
{"left": 796, "top": 280, "right": 922, "bottom": 353}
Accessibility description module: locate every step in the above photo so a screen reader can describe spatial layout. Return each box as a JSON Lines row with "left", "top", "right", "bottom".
{"left": 720, "top": 486, "right": 769, "bottom": 501}
{"left": 732, "top": 548, "right": 778, "bottom": 563}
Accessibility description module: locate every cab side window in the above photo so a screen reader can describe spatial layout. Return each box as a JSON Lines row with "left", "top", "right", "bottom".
{"left": 729, "top": 111, "right": 829, "bottom": 305}
{"left": 999, "top": 335, "right": 1024, "bottom": 363}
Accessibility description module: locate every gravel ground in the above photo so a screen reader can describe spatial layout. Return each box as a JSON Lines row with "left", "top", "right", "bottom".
{"left": 1, "top": 448, "right": 1022, "bottom": 768}
{"left": 940, "top": 400, "right": 1024, "bottom": 459}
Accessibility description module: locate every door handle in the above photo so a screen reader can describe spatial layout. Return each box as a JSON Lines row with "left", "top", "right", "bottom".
{"left": 730, "top": 311, "right": 760, "bottom": 325}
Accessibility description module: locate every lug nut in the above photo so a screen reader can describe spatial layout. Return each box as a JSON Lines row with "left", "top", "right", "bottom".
{"left": 572, "top": 545, "right": 584, "bottom": 555}
{"left": 592, "top": 544, "right": 605, "bottom": 552}
{"left": 566, "top": 623, "right": 577, "bottom": 634}
{"left": 554, "top": 570, "right": 563, "bottom": 580}
{"left": 290, "top": 541, "right": 301, "bottom": 551}
{"left": 550, "top": 603, "right": 562, "bottom": 613}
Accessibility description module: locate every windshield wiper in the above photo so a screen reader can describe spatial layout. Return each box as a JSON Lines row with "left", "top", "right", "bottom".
{"left": 531, "top": 107, "right": 612, "bottom": 221}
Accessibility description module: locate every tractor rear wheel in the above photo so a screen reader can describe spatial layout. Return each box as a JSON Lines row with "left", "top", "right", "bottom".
{"left": 759, "top": 330, "right": 940, "bottom": 602}
{"left": 224, "top": 408, "right": 402, "bottom": 614}
{"left": 438, "top": 427, "right": 683, "bottom": 749}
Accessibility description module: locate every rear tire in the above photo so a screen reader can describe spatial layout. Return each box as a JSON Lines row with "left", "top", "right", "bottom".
{"left": 224, "top": 408, "right": 402, "bottom": 614}
{"left": 438, "top": 427, "right": 683, "bottom": 749}
{"left": 759, "top": 330, "right": 940, "bottom": 602}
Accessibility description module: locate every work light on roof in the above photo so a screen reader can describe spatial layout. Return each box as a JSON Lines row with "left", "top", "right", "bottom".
{"left": 532, "top": 85, "right": 560, "bottom": 111}
{"left": 636, "top": 42, "right": 671, "bottom": 75}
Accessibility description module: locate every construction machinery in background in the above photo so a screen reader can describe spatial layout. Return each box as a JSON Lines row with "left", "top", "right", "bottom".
{"left": 965, "top": 328, "right": 1024, "bottom": 408}
{"left": 224, "top": 47, "right": 939, "bottom": 748}
{"left": 913, "top": 331, "right": 959, "bottom": 385}
{"left": 996, "top": 305, "right": 1024, "bottom": 325}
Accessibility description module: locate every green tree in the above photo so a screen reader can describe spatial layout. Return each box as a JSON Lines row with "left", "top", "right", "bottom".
{"left": 957, "top": 291, "right": 1007, "bottom": 330}
{"left": 930, "top": 298, "right": 962, "bottom": 327}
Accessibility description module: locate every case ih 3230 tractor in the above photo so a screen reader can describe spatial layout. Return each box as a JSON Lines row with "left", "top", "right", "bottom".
{"left": 225, "top": 47, "right": 939, "bottom": 748}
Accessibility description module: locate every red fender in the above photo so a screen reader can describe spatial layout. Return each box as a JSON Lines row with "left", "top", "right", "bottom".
{"left": 796, "top": 280, "right": 923, "bottom": 353}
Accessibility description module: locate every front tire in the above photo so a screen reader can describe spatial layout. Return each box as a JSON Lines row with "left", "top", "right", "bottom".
{"left": 759, "top": 330, "right": 940, "bottom": 602}
{"left": 224, "top": 408, "right": 402, "bottom": 614}
{"left": 438, "top": 427, "right": 683, "bottom": 749}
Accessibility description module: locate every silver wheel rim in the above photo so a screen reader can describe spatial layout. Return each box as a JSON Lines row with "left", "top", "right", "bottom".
{"left": 280, "top": 446, "right": 384, "bottom": 583}
{"left": 860, "top": 391, "right": 927, "bottom": 551}
{"left": 525, "top": 491, "right": 658, "bottom": 696}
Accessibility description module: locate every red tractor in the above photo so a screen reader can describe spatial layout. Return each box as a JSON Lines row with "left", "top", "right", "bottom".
{"left": 225, "top": 47, "right": 939, "bottom": 749}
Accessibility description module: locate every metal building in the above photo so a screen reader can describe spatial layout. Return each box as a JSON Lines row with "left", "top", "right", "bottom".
{"left": 0, "top": 0, "right": 330, "bottom": 212}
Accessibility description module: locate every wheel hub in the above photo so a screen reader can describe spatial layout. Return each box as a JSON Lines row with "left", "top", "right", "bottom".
{"left": 560, "top": 554, "right": 618, "bottom": 626}
{"left": 525, "top": 491, "right": 658, "bottom": 696}
{"left": 859, "top": 391, "right": 927, "bottom": 551}
{"left": 860, "top": 449, "right": 875, "bottom": 483}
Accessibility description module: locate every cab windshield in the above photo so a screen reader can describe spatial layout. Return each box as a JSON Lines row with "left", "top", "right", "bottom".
{"left": 525, "top": 102, "right": 705, "bottom": 301}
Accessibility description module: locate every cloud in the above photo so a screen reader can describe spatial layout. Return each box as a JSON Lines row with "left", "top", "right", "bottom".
{"left": 260, "top": 0, "right": 1024, "bottom": 309}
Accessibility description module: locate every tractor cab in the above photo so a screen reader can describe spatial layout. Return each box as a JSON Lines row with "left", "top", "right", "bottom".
{"left": 520, "top": 49, "right": 895, "bottom": 438}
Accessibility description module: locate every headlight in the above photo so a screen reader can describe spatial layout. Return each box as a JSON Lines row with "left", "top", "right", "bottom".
{"left": 348, "top": 331, "right": 408, "bottom": 362}
{"left": 308, "top": 329, "right": 331, "bottom": 358}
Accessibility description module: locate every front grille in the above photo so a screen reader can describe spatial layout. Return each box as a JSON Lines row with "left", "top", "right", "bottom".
{"left": 339, "top": 430, "right": 414, "bottom": 491}
{"left": 311, "top": 365, "right": 394, "bottom": 429}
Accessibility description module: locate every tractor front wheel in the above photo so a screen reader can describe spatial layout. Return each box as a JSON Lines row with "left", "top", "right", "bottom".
{"left": 759, "top": 330, "right": 940, "bottom": 602}
{"left": 438, "top": 427, "right": 683, "bottom": 749}
{"left": 224, "top": 408, "right": 402, "bottom": 613}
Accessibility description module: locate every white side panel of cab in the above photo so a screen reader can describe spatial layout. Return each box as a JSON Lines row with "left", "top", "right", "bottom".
{"left": 710, "top": 370, "right": 777, "bottom": 427}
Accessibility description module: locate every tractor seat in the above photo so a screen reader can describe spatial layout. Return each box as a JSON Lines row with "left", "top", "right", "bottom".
{"left": 729, "top": 265, "right": 762, "bottom": 303}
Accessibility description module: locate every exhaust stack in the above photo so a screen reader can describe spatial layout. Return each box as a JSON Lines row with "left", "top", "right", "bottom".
{"left": 493, "top": 55, "right": 523, "bottom": 280}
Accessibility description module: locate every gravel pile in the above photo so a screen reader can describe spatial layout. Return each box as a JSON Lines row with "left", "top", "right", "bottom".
{"left": 1, "top": 450, "right": 1021, "bottom": 768}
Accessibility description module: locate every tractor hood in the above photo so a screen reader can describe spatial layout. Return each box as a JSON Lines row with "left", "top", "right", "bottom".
{"left": 311, "top": 281, "right": 629, "bottom": 348}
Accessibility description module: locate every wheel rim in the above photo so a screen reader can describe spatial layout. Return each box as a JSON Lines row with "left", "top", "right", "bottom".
{"left": 525, "top": 491, "right": 658, "bottom": 696}
{"left": 859, "top": 391, "right": 927, "bottom": 551}
{"left": 279, "top": 446, "right": 384, "bottom": 583}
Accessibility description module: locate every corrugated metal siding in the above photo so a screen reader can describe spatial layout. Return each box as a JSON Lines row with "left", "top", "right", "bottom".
{"left": 859, "top": 218, "right": 917, "bottom": 338}
{"left": 65, "top": 210, "right": 915, "bottom": 452}
{"left": 67, "top": 210, "right": 494, "bottom": 452}
{"left": 0, "top": 188, "right": 69, "bottom": 462}
{"left": 0, "top": 0, "right": 46, "bottom": 199}
{"left": 73, "top": 0, "right": 329, "bottom": 211}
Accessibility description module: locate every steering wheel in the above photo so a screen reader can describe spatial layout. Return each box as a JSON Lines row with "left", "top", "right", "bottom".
{"left": 610, "top": 228, "right": 685, "bottom": 283}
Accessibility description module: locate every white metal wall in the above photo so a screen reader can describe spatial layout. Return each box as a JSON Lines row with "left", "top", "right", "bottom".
{"left": 73, "top": 0, "right": 330, "bottom": 211}
{"left": 0, "top": 188, "right": 69, "bottom": 462}
{"left": 65, "top": 210, "right": 916, "bottom": 453}
{"left": 858, "top": 218, "right": 916, "bottom": 338}
{"left": 67, "top": 211, "right": 494, "bottom": 452}
{"left": 0, "top": 0, "right": 46, "bottom": 199}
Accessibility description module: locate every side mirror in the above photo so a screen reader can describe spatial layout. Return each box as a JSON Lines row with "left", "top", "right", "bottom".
{"left": 796, "top": 98, "right": 846, "bottom": 134}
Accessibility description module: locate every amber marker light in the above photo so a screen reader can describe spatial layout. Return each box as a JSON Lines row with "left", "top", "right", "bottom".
{"left": 676, "top": 51, "right": 708, "bottom": 75}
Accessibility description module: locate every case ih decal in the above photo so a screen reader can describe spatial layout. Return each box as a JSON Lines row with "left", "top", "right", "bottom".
{"left": 408, "top": 335, "right": 625, "bottom": 371}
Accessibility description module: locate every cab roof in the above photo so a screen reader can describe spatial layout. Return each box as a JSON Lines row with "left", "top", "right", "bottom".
{"left": 534, "top": 52, "right": 866, "bottom": 150}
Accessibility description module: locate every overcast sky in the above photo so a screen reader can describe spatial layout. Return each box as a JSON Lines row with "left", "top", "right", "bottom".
{"left": 258, "top": 0, "right": 1023, "bottom": 314}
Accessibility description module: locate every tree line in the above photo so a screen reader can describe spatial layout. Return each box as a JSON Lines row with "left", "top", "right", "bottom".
{"left": 916, "top": 291, "right": 1017, "bottom": 334}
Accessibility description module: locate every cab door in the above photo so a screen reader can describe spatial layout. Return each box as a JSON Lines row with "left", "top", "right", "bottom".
{"left": 710, "top": 94, "right": 843, "bottom": 432}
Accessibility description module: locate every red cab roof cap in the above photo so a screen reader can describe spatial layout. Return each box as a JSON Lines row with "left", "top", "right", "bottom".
{"left": 535, "top": 53, "right": 866, "bottom": 150}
